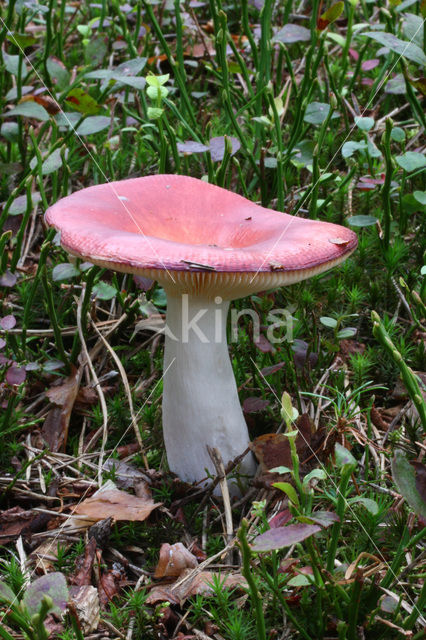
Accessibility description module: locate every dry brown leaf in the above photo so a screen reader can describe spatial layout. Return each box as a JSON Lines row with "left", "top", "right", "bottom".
{"left": 73, "top": 487, "right": 161, "bottom": 524}
{"left": 30, "top": 539, "right": 69, "bottom": 574}
{"left": 42, "top": 365, "right": 82, "bottom": 452}
{"left": 154, "top": 543, "right": 198, "bottom": 578}
{"left": 147, "top": 569, "right": 247, "bottom": 605}
{"left": 251, "top": 413, "right": 314, "bottom": 473}
{"left": 71, "top": 537, "right": 97, "bottom": 586}
{"left": 0, "top": 506, "right": 38, "bottom": 545}
{"left": 98, "top": 569, "right": 121, "bottom": 607}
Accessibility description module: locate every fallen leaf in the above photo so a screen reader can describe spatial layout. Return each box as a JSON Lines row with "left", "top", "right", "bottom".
{"left": 147, "top": 569, "right": 247, "bottom": 605}
{"left": 0, "top": 507, "right": 37, "bottom": 545}
{"left": 251, "top": 413, "right": 314, "bottom": 473}
{"left": 154, "top": 543, "right": 198, "bottom": 578}
{"left": 73, "top": 486, "right": 161, "bottom": 524}
{"left": 42, "top": 365, "right": 82, "bottom": 452}
{"left": 98, "top": 568, "right": 122, "bottom": 607}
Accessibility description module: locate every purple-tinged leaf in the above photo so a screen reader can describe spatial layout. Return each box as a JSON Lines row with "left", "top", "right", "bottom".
{"left": 251, "top": 523, "right": 321, "bottom": 552}
{"left": 381, "top": 595, "right": 398, "bottom": 613}
{"left": 260, "top": 361, "right": 285, "bottom": 377}
{"left": 0, "top": 315, "right": 16, "bottom": 330}
{"left": 243, "top": 397, "right": 269, "bottom": 413}
{"left": 0, "top": 354, "right": 10, "bottom": 366}
{"left": 43, "top": 359, "right": 65, "bottom": 372}
{"left": 385, "top": 73, "right": 406, "bottom": 94}
{"left": 22, "top": 572, "right": 68, "bottom": 618}
{"left": 0, "top": 271, "right": 17, "bottom": 287}
{"left": 177, "top": 140, "right": 209, "bottom": 155}
{"left": 0, "top": 338, "right": 5, "bottom": 349}
{"left": 254, "top": 334, "right": 275, "bottom": 353}
{"left": 298, "top": 511, "right": 339, "bottom": 528}
{"left": 273, "top": 24, "right": 311, "bottom": 44}
{"left": 361, "top": 31, "right": 426, "bottom": 66}
{"left": 349, "top": 48, "right": 359, "bottom": 60}
{"left": 268, "top": 509, "right": 292, "bottom": 528}
{"left": 52, "top": 262, "right": 81, "bottom": 282}
{"left": 25, "top": 362, "right": 40, "bottom": 371}
{"left": 6, "top": 365, "right": 26, "bottom": 385}
{"left": 362, "top": 58, "right": 379, "bottom": 71}
{"left": 209, "top": 136, "right": 240, "bottom": 162}
{"left": 133, "top": 275, "right": 155, "bottom": 291}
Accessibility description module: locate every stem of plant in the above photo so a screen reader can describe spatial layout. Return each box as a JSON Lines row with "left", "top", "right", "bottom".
{"left": 237, "top": 519, "right": 267, "bottom": 640}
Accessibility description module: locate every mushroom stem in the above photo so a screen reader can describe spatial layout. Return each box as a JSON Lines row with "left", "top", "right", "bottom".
{"left": 162, "top": 292, "right": 257, "bottom": 493}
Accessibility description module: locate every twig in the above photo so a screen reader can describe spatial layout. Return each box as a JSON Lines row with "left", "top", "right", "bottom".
{"left": 207, "top": 446, "right": 234, "bottom": 561}
{"left": 76, "top": 290, "right": 108, "bottom": 486}
{"left": 91, "top": 319, "right": 149, "bottom": 469}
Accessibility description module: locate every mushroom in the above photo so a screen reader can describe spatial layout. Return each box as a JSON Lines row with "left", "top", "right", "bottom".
{"left": 45, "top": 174, "right": 357, "bottom": 492}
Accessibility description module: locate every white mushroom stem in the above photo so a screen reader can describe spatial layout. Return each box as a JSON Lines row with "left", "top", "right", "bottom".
{"left": 162, "top": 292, "right": 257, "bottom": 493}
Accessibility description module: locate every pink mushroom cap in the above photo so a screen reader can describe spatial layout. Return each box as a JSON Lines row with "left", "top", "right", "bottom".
{"left": 45, "top": 174, "right": 358, "bottom": 298}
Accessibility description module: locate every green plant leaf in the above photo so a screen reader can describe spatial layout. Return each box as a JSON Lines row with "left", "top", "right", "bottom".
{"left": 77, "top": 116, "right": 111, "bottom": 135}
{"left": 395, "top": 152, "right": 426, "bottom": 172}
{"left": 0, "top": 580, "right": 15, "bottom": 604}
{"left": 147, "top": 106, "right": 163, "bottom": 120}
{"left": 342, "top": 141, "right": 367, "bottom": 158}
{"left": 402, "top": 13, "right": 424, "bottom": 49}
{"left": 347, "top": 215, "right": 378, "bottom": 227}
{"left": 317, "top": 2, "right": 344, "bottom": 29}
{"left": 354, "top": 116, "right": 375, "bottom": 131}
{"left": 3, "top": 102, "right": 50, "bottom": 121}
{"left": 320, "top": 316, "right": 337, "bottom": 328}
{"left": 2, "top": 51, "right": 28, "bottom": 76}
{"left": 52, "top": 263, "right": 81, "bottom": 282}
{"left": 280, "top": 391, "right": 295, "bottom": 427}
{"left": 272, "top": 482, "right": 300, "bottom": 507}
{"left": 413, "top": 191, "right": 426, "bottom": 205}
{"left": 297, "top": 511, "right": 339, "bottom": 527}
{"left": 390, "top": 126, "right": 406, "bottom": 142}
{"left": 391, "top": 450, "right": 426, "bottom": 519}
{"left": 302, "top": 468, "right": 327, "bottom": 491}
{"left": 47, "top": 58, "right": 70, "bottom": 90}
{"left": 337, "top": 327, "right": 357, "bottom": 339}
{"left": 361, "top": 31, "right": 426, "bottom": 66}
{"left": 30, "top": 148, "right": 63, "bottom": 175}
{"left": 6, "top": 32, "right": 37, "bottom": 48}
{"left": 269, "top": 465, "right": 292, "bottom": 475}
{"left": 273, "top": 24, "right": 311, "bottom": 43}
{"left": 92, "top": 281, "right": 117, "bottom": 300}
{"left": 348, "top": 497, "right": 379, "bottom": 514}
{"left": 304, "top": 102, "right": 331, "bottom": 125}
{"left": 288, "top": 574, "right": 313, "bottom": 586}
{"left": 335, "top": 443, "right": 357, "bottom": 470}
{"left": 65, "top": 88, "right": 100, "bottom": 115}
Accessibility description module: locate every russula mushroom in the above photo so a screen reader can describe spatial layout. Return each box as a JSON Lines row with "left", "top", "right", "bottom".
{"left": 45, "top": 174, "right": 357, "bottom": 492}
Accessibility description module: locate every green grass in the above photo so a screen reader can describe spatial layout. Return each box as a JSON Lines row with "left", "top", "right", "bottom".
{"left": 0, "top": 0, "right": 425, "bottom": 638}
